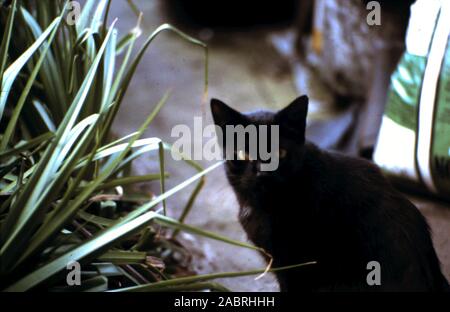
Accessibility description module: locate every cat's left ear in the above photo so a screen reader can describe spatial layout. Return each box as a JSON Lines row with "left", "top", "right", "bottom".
{"left": 210, "top": 98, "right": 247, "bottom": 129}
{"left": 276, "top": 95, "right": 309, "bottom": 143}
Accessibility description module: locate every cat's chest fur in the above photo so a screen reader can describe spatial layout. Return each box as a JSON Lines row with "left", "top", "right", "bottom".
{"left": 234, "top": 168, "right": 319, "bottom": 262}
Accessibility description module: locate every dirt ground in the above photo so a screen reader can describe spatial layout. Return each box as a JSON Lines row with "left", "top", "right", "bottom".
{"left": 109, "top": 1, "right": 450, "bottom": 291}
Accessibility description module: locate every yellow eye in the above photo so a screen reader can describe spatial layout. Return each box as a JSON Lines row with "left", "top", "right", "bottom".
{"left": 237, "top": 150, "right": 255, "bottom": 161}
{"left": 278, "top": 149, "right": 287, "bottom": 159}
{"left": 237, "top": 150, "right": 251, "bottom": 161}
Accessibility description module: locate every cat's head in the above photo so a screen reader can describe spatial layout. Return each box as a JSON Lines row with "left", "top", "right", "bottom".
{"left": 210, "top": 95, "right": 309, "bottom": 194}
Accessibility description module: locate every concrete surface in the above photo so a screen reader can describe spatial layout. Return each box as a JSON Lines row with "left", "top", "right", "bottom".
{"left": 108, "top": 1, "right": 450, "bottom": 291}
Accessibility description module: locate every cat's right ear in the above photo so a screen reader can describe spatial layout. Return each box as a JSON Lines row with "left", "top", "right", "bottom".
{"left": 210, "top": 98, "right": 246, "bottom": 129}
{"left": 276, "top": 95, "right": 309, "bottom": 143}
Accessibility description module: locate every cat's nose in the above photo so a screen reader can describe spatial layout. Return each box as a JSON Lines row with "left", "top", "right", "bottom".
{"left": 256, "top": 170, "right": 269, "bottom": 178}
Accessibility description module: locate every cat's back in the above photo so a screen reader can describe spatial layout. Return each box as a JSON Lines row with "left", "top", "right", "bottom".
{"left": 302, "top": 143, "right": 390, "bottom": 203}
{"left": 304, "top": 144, "right": 448, "bottom": 291}
{"left": 309, "top": 144, "right": 428, "bottom": 236}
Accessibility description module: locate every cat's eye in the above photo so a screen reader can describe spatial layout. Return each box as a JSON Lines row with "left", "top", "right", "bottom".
{"left": 278, "top": 149, "right": 287, "bottom": 159}
{"left": 237, "top": 150, "right": 252, "bottom": 161}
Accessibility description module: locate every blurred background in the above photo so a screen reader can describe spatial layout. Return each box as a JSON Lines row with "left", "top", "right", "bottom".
{"left": 106, "top": 0, "right": 450, "bottom": 291}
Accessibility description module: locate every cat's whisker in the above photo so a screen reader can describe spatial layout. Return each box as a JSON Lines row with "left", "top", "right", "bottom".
{"left": 255, "top": 249, "right": 273, "bottom": 281}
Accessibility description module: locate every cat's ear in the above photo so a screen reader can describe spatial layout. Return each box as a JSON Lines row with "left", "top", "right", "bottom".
{"left": 276, "top": 95, "right": 309, "bottom": 143}
{"left": 210, "top": 98, "right": 246, "bottom": 128}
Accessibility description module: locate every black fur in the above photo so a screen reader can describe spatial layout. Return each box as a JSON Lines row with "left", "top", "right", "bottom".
{"left": 211, "top": 96, "right": 449, "bottom": 292}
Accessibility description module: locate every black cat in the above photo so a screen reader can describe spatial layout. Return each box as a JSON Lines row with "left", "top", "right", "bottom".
{"left": 210, "top": 95, "right": 449, "bottom": 292}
